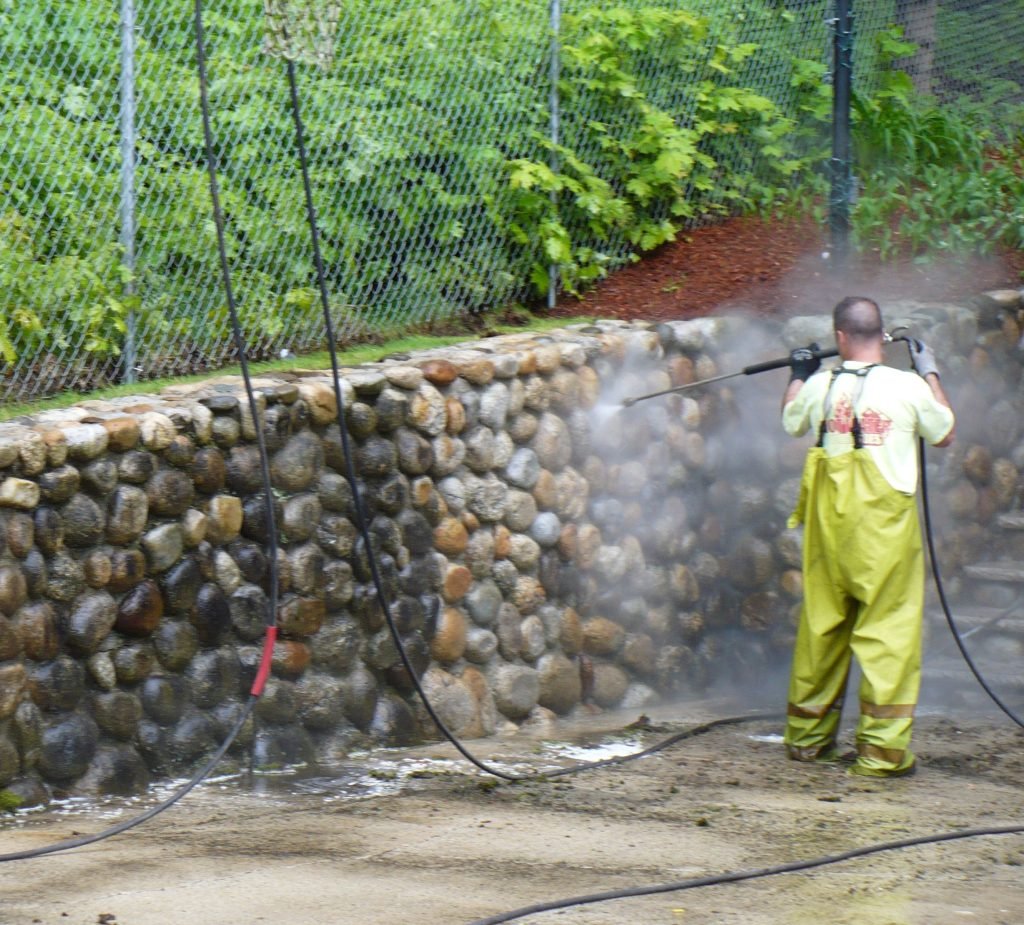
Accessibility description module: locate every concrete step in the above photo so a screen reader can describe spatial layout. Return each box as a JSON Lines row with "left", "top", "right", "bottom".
{"left": 995, "top": 512, "right": 1024, "bottom": 531}
{"left": 925, "top": 605, "right": 1024, "bottom": 638}
{"left": 922, "top": 655, "right": 1024, "bottom": 697}
{"left": 962, "top": 562, "right": 1024, "bottom": 583}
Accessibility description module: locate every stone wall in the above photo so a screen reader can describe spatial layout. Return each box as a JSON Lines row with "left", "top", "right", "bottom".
{"left": 1, "top": 288, "right": 1022, "bottom": 803}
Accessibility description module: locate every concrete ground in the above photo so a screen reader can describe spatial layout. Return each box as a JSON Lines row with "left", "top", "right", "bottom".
{"left": 2, "top": 699, "right": 1023, "bottom": 925}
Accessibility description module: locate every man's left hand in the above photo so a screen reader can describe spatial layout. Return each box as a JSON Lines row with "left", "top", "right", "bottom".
{"left": 789, "top": 345, "right": 822, "bottom": 383}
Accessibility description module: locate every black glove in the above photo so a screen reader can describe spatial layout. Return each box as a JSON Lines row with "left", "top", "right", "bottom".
{"left": 789, "top": 343, "right": 822, "bottom": 383}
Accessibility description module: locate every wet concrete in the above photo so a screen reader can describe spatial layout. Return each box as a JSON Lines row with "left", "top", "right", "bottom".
{"left": 1, "top": 701, "right": 1023, "bottom": 925}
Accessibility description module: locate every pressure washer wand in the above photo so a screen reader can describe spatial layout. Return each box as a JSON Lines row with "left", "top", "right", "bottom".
{"left": 622, "top": 345, "right": 840, "bottom": 407}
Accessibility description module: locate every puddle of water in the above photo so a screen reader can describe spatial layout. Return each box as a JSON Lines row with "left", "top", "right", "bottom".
{"left": 541, "top": 738, "right": 645, "bottom": 762}
{"left": 279, "top": 756, "right": 466, "bottom": 802}
{"left": 3, "top": 733, "right": 661, "bottom": 822}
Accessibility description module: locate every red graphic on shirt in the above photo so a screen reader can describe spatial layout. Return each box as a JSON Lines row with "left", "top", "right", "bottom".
{"left": 825, "top": 397, "right": 893, "bottom": 446}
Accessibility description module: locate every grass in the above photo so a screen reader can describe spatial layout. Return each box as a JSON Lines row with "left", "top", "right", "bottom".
{"left": 0, "top": 311, "right": 593, "bottom": 423}
{"left": 0, "top": 790, "right": 22, "bottom": 813}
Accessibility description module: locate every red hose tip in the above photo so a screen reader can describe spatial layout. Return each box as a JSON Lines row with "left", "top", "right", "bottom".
{"left": 250, "top": 626, "right": 278, "bottom": 697}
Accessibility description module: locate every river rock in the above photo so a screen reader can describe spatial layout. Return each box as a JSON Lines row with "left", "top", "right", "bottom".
{"left": 419, "top": 666, "right": 480, "bottom": 737}
{"left": 408, "top": 382, "right": 447, "bottom": 435}
{"left": 38, "top": 465, "right": 80, "bottom": 503}
{"left": 504, "top": 490, "right": 537, "bottom": 532}
{"left": 142, "top": 524, "right": 183, "bottom": 573}
{"left": 64, "top": 591, "right": 117, "bottom": 654}
{"left": 434, "top": 516, "right": 468, "bottom": 556}
{"left": 106, "top": 485, "right": 149, "bottom": 545}
{"left": 4, "top": 513, "right": 32, "bottom": 558}
{"left": 0, "top": 663, "right": 26, "bottom": 721}
{"left": 0, "top": 562, "right": 28, "bottom": 615}
{"left": 271, "top": 433, "right": 323, "bottom": 491}
{"left": 104, "top": 419, "right": 141, "bottom": 454}
{"left": 430, "top": 434, "right": 466, "bottom": 478}
{"left": 583, "top": 617, "right": 625, "bottom": 656}
{"left": 522, "top": 375, "right": 549, "bottom": 412}
{"left": 146, "top": 468, "right": 195, "bottom": 517}
{"left": 93, "top": 691, "right": 143, "bottom": 740}
{"left": 168, "top": 711, "right": 217, "bottom": 765}
{"left": 507, "top": 533, "right": 541, "bottom": 571}
{"left": 504, "top": 447, "right": 541, "bottom": 490}
{"left": 63, "top": 423, "right": 109, "bottom": 460}
{"left": 508, "top": 412, "right": 539, "bottom": 443}
{"left": 519, "top": 614, "right": 546, "bottom": 661}
{"left": 115, "top": 580, "right": 164, "bottom": 637}
{"left": 113, "top": 642, "right": 156, "bottom": 684}
{"left": 26, "top": 656, "right": 83, "bottom": 713}
{"left": 590, "top": 663, "right": 629, "bottom": 708}
{"left": 75, "top": 744, "right": 150, "bottom": 796}
{"left": 622, "top": 633, "right": 657, "bottom": 675}
{"left": 537, "top": 652, "right": 581, "bottom": 714}
{"left": 725, "top": 535, "right": 775, "bottom": 590}
{"left": 13, "top": 602, "right": 57, "bottom": 661}
{"left": 464, "top": 626, "right": 498, "bottom": 664}
{"left": 490, "top": 664, "right": 539, "bottom": 720}
{"left": 526, "top": 512, "right": 559, "bottom": 548}
{"left": 340, "top": 664, "right": 378, "bottom": 730}
{"left": 294, "top": 673, "right": 346, "bottom": 730}
{"left": 187, "top": 649, "right": 239, "bottom": 707}
{"left": 555, "top": 607, "right": 582, "bottom": 656}
{"left": 190, "top": 583, "right": 233, "bottom": 645}
{"left": 211, "top": 414, "right": 240, "bottom": 448}
{"left": 963, "top": 445, "right": 993, "bottom": 485}
{"left": 479, "top": 383, "right": 510, "bottom": 430}
{"left": 553, "top": 468, "right": 588, "bottom": 520}
{"left": 106, "top": 549, "right": 146, "bottom": 594}
{"left": 533, "top": 413, "right": 572, "bottom": 470}
{"left": 512, "top": 576, "right": 545, "bottom": 614}
{"left": 38, "top": 712, "right": 98, "bottom": 781}
{"left": 466, "top": 474, "right": 507, "bottom": 522}
{"left": 419, "top": 359, "right": 459, "bottom": 386}
{"left": 153, "top": 621, "right": 199, "bottom": 672}
{"left": 277, "top": 595, "right": 325, "bottom": 637}
{"left": 0, "top": 477, "right": 38, "bottom": 512}
{"left": 289, "top": 544, "right": 325, "bottom": 597}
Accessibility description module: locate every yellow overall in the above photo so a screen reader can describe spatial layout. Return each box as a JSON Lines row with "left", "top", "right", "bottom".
{"left": 784, "top": 368, "right": 923, "bottom": 777}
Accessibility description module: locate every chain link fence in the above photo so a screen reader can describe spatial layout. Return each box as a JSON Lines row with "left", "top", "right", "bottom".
{"left": 1, "top": 0, "right": 1021, "bottom": 402}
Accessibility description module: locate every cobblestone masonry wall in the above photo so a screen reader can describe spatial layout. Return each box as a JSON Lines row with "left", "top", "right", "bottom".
{"left": 0, "top": 290, "right": 1022, "bottom": 803}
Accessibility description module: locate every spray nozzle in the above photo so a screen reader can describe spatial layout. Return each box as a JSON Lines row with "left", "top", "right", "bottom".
{"left": 885, "top": 326, "right": 924, "bottom": 357}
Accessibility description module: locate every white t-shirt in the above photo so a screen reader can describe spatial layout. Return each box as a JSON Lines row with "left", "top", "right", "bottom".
{"left": 782, "top": 361, "right": 955, "bottom": 494}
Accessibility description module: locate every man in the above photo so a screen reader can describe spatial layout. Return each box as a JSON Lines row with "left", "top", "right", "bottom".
{"left": 780, "top": 296, "right": 955, "bottom": 777}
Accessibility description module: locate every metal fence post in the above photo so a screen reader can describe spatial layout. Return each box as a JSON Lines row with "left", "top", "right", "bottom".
{"left": 120, "top": 0, "right": 138, "bottom": 383}
{"left": 829, "top": 0, "right": 854, "bottom": 263}
{"left": 547, "top": 0, "right": 561, "bottom": 311}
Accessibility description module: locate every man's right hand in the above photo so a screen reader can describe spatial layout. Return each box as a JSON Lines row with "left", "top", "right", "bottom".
{"left": 789, "top": 345, "right": 822, "bottom": 383}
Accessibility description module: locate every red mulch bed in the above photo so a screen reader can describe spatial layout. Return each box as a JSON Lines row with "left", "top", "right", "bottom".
{"left": 546, "top": 215, "right": 1024, "bottom": 323}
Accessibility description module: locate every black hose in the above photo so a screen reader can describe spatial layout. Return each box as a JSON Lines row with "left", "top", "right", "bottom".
{"left": 197, "top": 0, "right": 280, "bottom": 637}
{"left": 919, "top": 437, "right": 1024, "bottom": 729}
{"left": 891, "top": 329, "right": 1024, "bottom": 728}
{"left": 0, "top": 0, "right": 280, "bottom": 864}
{"left": 465, "top": 821, "right": 1024, "bottom": 925}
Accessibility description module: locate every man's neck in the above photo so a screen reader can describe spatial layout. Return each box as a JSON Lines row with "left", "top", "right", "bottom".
{"left": 840, "top": 341, "right": 884, "bottom": 364}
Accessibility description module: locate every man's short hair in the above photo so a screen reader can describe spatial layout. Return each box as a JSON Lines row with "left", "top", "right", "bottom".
{"left": 833, "top": 296, "right": 883, "bottom": 341}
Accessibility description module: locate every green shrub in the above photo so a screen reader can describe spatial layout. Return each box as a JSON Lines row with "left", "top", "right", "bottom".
{"left": 847, "top": 27, "right": 1024, "bottom": 260}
